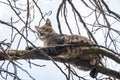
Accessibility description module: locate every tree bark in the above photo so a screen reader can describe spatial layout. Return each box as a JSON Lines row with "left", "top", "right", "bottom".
{"left": 0, "top": 44, "right": 120, "bottom": 79}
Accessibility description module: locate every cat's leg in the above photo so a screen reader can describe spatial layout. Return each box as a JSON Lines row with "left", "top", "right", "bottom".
{"left": 89, "top": 58, "right": 98, "bottom": 78}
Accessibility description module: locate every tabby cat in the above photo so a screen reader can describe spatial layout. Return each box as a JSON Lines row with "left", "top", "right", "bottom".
{"left": 35, "top": 18, "right": 102, "bottom": 78}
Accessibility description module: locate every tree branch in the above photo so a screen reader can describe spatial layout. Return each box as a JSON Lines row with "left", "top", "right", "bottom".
{"left": 0, "top": 44, "right": 120, "bottom": 79}
{"left": 101, "top": 0, "right": 120, "bottom": 20}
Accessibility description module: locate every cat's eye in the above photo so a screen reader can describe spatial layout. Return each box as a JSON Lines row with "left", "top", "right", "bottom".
{"left": 45, "top": 29, "right": 49, "bottom": 32}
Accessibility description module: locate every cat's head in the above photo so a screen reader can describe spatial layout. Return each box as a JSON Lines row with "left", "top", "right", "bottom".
{"left": 35, "top": 18, "right": 56, "bottom": 40}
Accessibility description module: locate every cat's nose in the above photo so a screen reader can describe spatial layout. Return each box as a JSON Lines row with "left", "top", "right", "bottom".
{"left": 40, "top": 32, "right": 44, "bottom": 35}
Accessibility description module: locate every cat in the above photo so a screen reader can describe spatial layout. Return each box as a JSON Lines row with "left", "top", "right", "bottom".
{"left": 35, "top": 18, "right": 102, "bottom": 78}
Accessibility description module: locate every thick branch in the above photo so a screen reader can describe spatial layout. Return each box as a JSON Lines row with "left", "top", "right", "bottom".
{"left": 0, "top": 44, "right": 120, "bottom": 79}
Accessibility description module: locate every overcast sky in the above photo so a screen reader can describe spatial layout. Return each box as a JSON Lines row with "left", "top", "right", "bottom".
{"left": 0, "top": 0, "right": 120, "bottom": 80}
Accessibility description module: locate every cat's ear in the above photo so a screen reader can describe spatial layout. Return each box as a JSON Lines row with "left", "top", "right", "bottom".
{"left": 46, "top": 18, "right": 52, "bottom": 27}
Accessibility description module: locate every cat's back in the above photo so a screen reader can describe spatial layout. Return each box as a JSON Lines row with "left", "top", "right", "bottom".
{"left": 61, "top": 34, "right": 93, "bottom": 44}
{"left": 45, "top": 34, "right": 93, "bottom": 47}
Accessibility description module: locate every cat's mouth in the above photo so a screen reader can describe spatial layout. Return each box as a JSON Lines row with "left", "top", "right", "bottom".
{"left": 39, "top": 36, "right": 45, "bottom": 39}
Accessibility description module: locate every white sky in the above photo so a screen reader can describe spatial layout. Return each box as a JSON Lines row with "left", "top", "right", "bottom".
{"left": 0, "top": 0, "right": 120, "bottom": 80}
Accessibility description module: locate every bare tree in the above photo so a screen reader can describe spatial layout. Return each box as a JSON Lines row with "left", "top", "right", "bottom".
{"left": 0, "top": 0, "right": 120, "bottom": 80}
